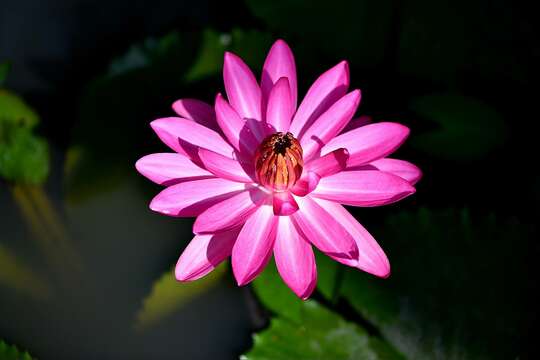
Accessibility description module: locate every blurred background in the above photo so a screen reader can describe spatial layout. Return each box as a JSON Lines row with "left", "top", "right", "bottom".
{"left": 0, "top": 0, "right": 538, "bottom": 359}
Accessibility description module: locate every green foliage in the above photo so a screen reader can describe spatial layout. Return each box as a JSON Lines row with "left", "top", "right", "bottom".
{"left": 337, "top": 208, "right": 533, "bottom": 359}
{"left": 0, "top": 340, "right": 34, "bottom": 360}
{"left": 134, "top": 263, "right": 227, "bottom": 330}
{"left": 0, "top": 90, "right": 49, "bottom": 184}
{"left": 252, "top": 259, "right": 305, "bottom": 322}
{"left": 410, "top": 94, "right": 506, "bottom": 161}
{"left": 0, "top": 62, "right": 10, "bottom": 86}
{"left": 242, "top": 301, "right": 404, "bottom": 360}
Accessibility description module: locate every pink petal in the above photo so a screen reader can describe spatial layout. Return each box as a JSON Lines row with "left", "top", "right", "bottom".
{"left": 312, "top": 170, "right": 416, "bottom": 207}
{"left": 214, "top": 93, "right": 260, "bottom": 155}
{"left": 341, "top": 115, "right": 372, "bottom": 133}
{"left": 172, "top": 99, "right": 219, "bottom": 132}
{"left": 290, "top": 171, "right": 320, "bottom": 197}
{"left": 151, "top": 117, "right": 234, "bottom": 158}
{"left": 135, "top": 153, "right": 212, "bottom": 186}
{"left": 321, "top": 122, "right": 410, "bottom": 167}
{"left": 274, "top": 216, "right": 317, "bottom": 299}
{"left": 291, "top": 195, "right": 358, "bottom": 263}
{"left": 265, "top": 77, "right": 295, "bottom": 132}
{"left": 300, "top": 90, "right": 361, "bottom": 160}
{"left": 261, "top": 39, "right": 297, "bottom": 114}
{"left": 305, "top": 148, "right": 349, "bottom": 178}
{"left": 198, "top": 148, "right": 255, "bottom": 183}
{"left": 314, "top": 198, "right": 390, "bottom": 278}
{"left": 289, "top": 61, "right": 350, "bottom": 137}
{"left": 175, "top": 227, "right": 240, "bottom": 281}
{"left": 232, "top": 203, "right": 277, "bottom": 285}
{"left": 272, "top": 191, "right": 299, "bottom": 216}
{"left": 193, "top": 188, "right": 267, "bottom": 234}
{"left": 149, "top": 178, "right": 247, "bottom": 217}
{"left": 354, "top": 158, "right": 422, "bottom": 185}
{"left": 223, "top": 52, "right": 261, "bottom": 120}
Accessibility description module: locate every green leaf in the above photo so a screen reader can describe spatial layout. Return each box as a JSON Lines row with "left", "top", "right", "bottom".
{"left": 313, "top": 249, "right": 339, "bottom": 301}
{"left": 242, "top": 301, "right": 404, "bottom": 360}
{"left": 252, "top": 259, "right": 305, "bottom": 322}
{"left": 410, "top": 94, "right": 506, "bottom": 160}
{"left": 0, "top": 90, "right": 39, "bottom": 129}
{"left": 0, "top": 62, "right": 10, "bottom": 86}
{"left": 134, "top": 262, "right": 227, "bottom": 330}
{"left": 339, "top": 208, "right": 533, "bottom": 359}
{"left": 0, "top": 339, "right": 34, "bottom": 360}
{"left": 0, "top": 244, "right": 53, "bottom": 300}
{"left": 0, "top": 124, "right": 49, "bottom": 184}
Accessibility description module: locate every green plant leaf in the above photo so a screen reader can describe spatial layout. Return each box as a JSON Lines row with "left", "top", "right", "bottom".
{"left": 251, "top": 259, "right": 304, "bottom": 322}
{"left": 0, "top": 339, "right": 34, "bottom": 360}
{"left": 0, "top": 90, "right": 39, "bottom": 129}
{"left": 242, "top": 301, "right": 404, "bottom": 360}
{"left": 0, "top": 124, "right": 49, "bottom": 185}
{"left": 339, "top": 208, "right": 533, "bottom": 359}
{"left": 410, "top": 94, "right": 506, "bottom": 160}
{"left": 134, "top": 262, "right": 227, "bottom": 330}
{"left": 0, "top": 244, "right": 53, "bottom": 300}
{"left": 0, "top": 62, "right": 10, "bottom": 86}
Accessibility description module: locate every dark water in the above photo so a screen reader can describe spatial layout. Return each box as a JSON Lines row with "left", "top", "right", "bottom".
{"left": 1, "top": 0, "right": 255, "bottom": 358}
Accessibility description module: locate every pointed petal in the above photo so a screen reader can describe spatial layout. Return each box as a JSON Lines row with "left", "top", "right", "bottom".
{"left": 305, "top": 148, "right": 348, "bottom": 178}
{"left": 312, "top": 170, "right": 416, "bottom": 207}
{"left": 290, "top": 171, "right": 320, "bottom": 197}
{"left": 135, "top": 153, "right": 212, "bottom": 185}
{"left": 198, "top": 148, "right": 255, "bottom": 183}
{"left": 193, "top": 188, "right": 267, "bottom": 234}
{"left": 274, "top": 216, "right": 317, "bottom": 299}
{"left": 321, "top": 122, "right": 410, "bottom": 167}
{"left": 272, "top": 191, "right": 299, "bottom": 216}
{"left": 289, "top": 61, "right": 349, "bottom": 137}
{"left": 223, "top": 52, "right": 261, "bottom": 120}
{"left": 300, "top": 90, "right": 361, "bottom": 160}
{"left": 149, "top": 178, "right": 247, "bottom": 217}
{"left": 261, "top": 39, "right": 297, "bottom": 114}
{"left": 232, "top": 203, "right": 277, "bottom": 285}
{"left": 214, "top": 93, "right": 260, "bottom": 154}
{"left": 151, "top": 117, "right": 234, "bottom": 158}
{"left": 291, "top": 195, "right": 358, "bottom": 263}
{"left": 353, "top": 158, "right": 422, "bottom": 185}
{"left": 266, "top": 77, "right": 295, "bottom": 132}
{"left": 314, "top": 198, "right": 390, "bottom": 278}
{"left": 175, "top": 227, "right": 240, "bottom": 281}
{"left": 172, "top": 99, "right": 219, "bottom": 131}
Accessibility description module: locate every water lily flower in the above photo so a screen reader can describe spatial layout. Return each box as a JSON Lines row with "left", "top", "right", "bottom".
{"left": 136, "top": 39, "right": 421, "bottom": 299}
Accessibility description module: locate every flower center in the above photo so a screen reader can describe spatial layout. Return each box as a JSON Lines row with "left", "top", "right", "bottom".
{"left": 254, "top": 132, "right": 303, "bottom": 191}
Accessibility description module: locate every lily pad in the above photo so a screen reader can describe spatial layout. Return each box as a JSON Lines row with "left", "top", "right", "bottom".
{"left": 134, "top": 263, "right": 227, "bottom": 330}
{"left": 242, "top": 300, "right": 404, "bottom": 360}
{"left": 339, "top": 208, "right": 533, "bottom": 359}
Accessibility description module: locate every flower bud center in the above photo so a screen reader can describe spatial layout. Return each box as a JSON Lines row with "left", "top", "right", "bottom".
{"left": 254, "top": 132, "right": 303, "bottom": 191}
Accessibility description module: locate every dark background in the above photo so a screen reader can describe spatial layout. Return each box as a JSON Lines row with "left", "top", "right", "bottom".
{"left": 1, "top": 0, "right": 539, "bottom": 359}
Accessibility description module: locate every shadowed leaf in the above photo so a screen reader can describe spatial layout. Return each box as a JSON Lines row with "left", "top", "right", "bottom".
{"left": 410, "top": 94, "right": 506, "bottom": 161}
{"left": 0, "top": 339, "right": 34, "bottom": 360}
{"left": 134, "top": 262, "right": 227, "bottom": 330}
{"left": 242, "top": 300, "right": 404, "bottom": 360}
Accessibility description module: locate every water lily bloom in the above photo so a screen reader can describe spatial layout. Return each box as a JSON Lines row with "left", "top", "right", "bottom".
{"left": 136, "top": 39, "right": 421, "bottom": 299}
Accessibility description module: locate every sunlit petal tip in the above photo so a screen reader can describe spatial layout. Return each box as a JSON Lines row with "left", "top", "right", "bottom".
{"left": 272, "top": 191, "right": 299, "bottom": 216}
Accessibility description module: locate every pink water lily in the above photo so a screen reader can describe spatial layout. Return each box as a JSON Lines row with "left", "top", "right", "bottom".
{"left": 136, "top": 39, "right": 421, "bottom": 299}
